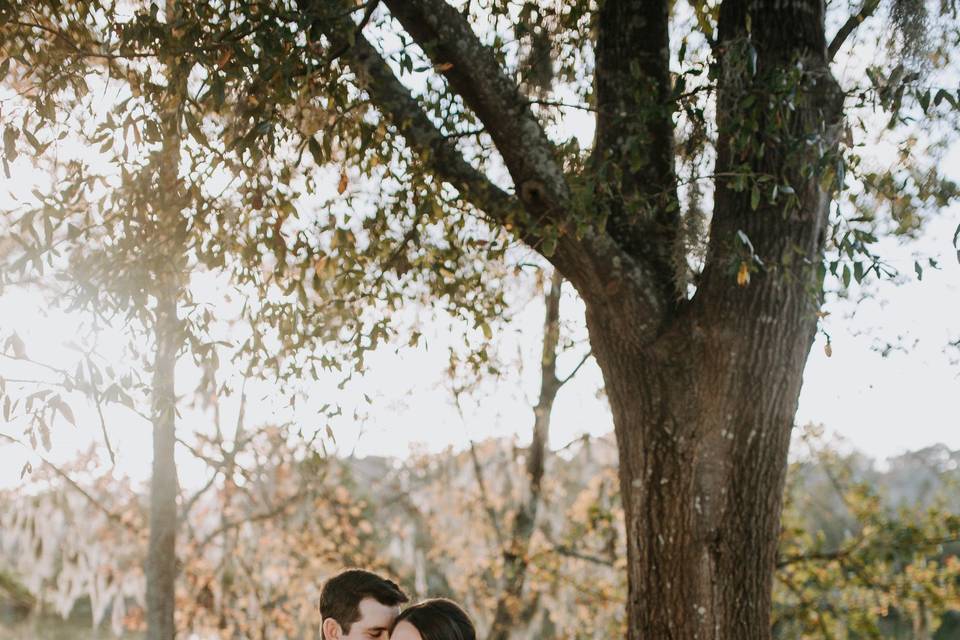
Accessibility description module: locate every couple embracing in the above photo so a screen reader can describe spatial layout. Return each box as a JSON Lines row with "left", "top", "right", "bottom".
{"left": 319, "top": 569, "right": 474, "bottom": 640}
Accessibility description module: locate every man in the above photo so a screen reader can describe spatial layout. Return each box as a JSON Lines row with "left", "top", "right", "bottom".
{"left": 319, "top": 569, "right": 409, "bottom": 640}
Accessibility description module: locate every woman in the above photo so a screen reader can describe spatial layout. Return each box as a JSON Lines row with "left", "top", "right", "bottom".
{"left": 390, "top": 598, "right": 476, "bottom": 640}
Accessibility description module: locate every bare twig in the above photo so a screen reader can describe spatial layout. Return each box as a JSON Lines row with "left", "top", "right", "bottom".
{"left": 92, "top": 389, "right": 117, "bottom": 466}
{"left": 468, "top": 439, "right": 506, "bottom": 549}
{"left": 0, "top": 433, "right": 140, "bottom": 534}
{"left": 558, "top": 350, "right": 593, "bottom": 387}
{"left": 196, "top": 488, "right": 309, "bottom": 550}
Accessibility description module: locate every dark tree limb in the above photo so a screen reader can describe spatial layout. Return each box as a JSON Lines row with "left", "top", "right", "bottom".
{"left": 325, "top": 0, "right": 381, "bottom": 63}
{"left": 307, "top": 0, "right": 667, "bottom": 333}
{"left": 381, "top": 0, "right": 571, "bottom": 219}
{"left": 591, "top": 0, "right": 680, "bottom": 296}
{"left": 558, "top": 349, "right": 592, "bottom": 386}
{"left": 331, "top": 32, "right": 519, "bottom": 227}
{"left": 828, "top": 0, "right": 881, "bottom": 62}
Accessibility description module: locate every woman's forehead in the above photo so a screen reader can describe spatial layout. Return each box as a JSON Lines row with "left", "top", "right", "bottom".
{"left": 356, "top": 597, "right": 400, "bottom": 627}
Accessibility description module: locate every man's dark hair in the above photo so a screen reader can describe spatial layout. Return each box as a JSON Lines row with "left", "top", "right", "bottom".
{"left": 319, "top": 569, "right": 408, "bottom": 637}
{"left": 395, "top": 598, "right": 475, "bottom": 640}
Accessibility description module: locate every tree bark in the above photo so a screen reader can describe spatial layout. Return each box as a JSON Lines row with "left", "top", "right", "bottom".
{"left": 581, "top": 0, "right": 842, "bottom": 635}
{"left": 146, "top": 270, "right": 180, "bottom": 640}
{"left": 326, "top": 0, "right": 844, "bottom": 635}
{"left": 592, "top": 0, "right": 678, "bottom": 294}
{"left": 146, "top": 4, "right": 186, "bottom": 636}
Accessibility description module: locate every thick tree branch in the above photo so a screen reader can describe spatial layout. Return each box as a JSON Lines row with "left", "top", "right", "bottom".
{"left": 592, "top": 0, "right": 679, "bottom": 293}
{"left": 319, "top": 26, "right": 519, "bottom": 229}
{"left": 325, "top": 0, "right": 381, "bottom": 63}
{"left": 353, "top": 65, "right": 513, "bottom": 225}
{"left": 380, "top": 0, "right": 570, "bottom": 223}
{"left": 311, "top": 0, "right": 665, "bottom": 330}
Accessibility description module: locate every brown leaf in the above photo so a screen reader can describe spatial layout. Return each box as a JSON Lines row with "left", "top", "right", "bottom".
{"left": 434, "top": 62, "right": 454, "bottom": 72}
{"left": 8, "top": 332, "right": 26, "bottom": 359}
{"left": 53, "top": 398, "right": 76, "bottom": 426}
{"left": 216, "top": 49, "right": 233, "bottom": 70}
{"left": 337, "top": 171, "right": 348, "bottom": 195}
{"left": 736, "top": 262, "right": 750, "bottom": 287}
{"left": 824, "top": 342, "right": 833, "bottom": 358}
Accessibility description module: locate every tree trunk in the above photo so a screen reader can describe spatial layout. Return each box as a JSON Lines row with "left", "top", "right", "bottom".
{"left": 488, "top": 271, "right": 563, "bottom": 640}
{"left": 312, "top": 0, "right": 844, "bottom": 635}
{"left": 147, "top": 4, "right": 186, "bottom": 634}
{"left": 581, "top": 0, "right": 842, "bottom": 636}
{"left": 146, "top": 271, "right": 180, "bottom": 640}
{"left": 586, "top": 272, "right": 823, "bottom": 638}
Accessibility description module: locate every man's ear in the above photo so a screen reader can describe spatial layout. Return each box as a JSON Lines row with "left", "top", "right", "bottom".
{"left": 322, "top": 618, "right": 343, "bottom": 640}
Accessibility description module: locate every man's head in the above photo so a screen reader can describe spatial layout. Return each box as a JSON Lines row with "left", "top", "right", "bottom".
{"left": 319, "top": 569, "right": 408, "bottom": 640}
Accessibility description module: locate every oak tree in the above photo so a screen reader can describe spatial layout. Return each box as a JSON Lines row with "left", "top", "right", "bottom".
{"left": 5, "top": 0, "right": 960, "bottom": 637}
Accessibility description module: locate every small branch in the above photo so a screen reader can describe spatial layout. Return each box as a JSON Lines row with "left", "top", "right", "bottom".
{"left": 325, "top": 0, "right": 382, "bottom": 63}
{"left": 524, "top": 99, "right": 597, "bottom": 113}
{"left": 0, "top": 352, "right": 70, "bottom": 378}
{"left": 180, "top": 468, "right": 221, "bottom": 522}
{"left": 468, "top": 439, "right": 506, "bottom": 550}
{"left": 548, "top": 544, "right": 615, "bottom": 567}
{"left": 0, "top": 433, "right": 139, "bottom": 534}
{"left": 92, "top": 389, "right": 116, "bottom": 466}
{"left": 777, "top": 535, "right": 960, "bottom": 569}
{"left": 828, "top": 0, "right": 881, "bottom": 62}
{"left": 10, "top": 20, "right": 155, "bottom": 61}
{"left": 196, "top": 488, "right": 309, "bottom": 550}
{"left": 557, "top": 350, "right": 592, "bottom": 387}
{"left": 441, "top": 127, "right": 486, "bottom": 140}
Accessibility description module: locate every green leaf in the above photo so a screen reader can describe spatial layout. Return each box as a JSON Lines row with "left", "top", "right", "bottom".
{"left": 479, "top": 321, "right": 493, "bottom": 340}
{"left": 750, "top": 185, "right": 760, "bottom": 211}
{"left": 184, "top": 111, "right": 208, "bottom": 146}
{"left": 51, "top": 396, "right": 76, "bottom": 426}
{"left": 541, "top": 235, "right": 557, "bottom": 257}
{"left": 309, "top": 137, "right": 324, "bottom": 164}
{"left": 22, "top": 128, "right": 40, "bottom": 150}
{"left": 933, "top": 89, "right": 959, "bottom": 110}
{"left": 4, "top": 126, "right": 19, "bottom": 161}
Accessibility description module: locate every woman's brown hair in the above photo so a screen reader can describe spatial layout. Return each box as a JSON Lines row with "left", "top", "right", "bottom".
{"left": 395, "top": 598, "right": 475, "bottom": 640}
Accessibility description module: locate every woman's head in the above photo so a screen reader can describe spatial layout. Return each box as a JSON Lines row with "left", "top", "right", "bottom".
{"left": 390, "top": 599, "right": 475, "bottom": 640}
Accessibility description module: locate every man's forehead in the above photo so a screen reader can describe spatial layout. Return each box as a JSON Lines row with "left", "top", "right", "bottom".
{"left": 355, "top": 597, "right": 399, "bottom": 628}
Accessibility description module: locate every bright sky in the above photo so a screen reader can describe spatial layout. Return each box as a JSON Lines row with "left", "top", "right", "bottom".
{"left": 2, "top": 11, "right": 959, "bottom": 491}
{"left": 2, "top": 191, "right": 958, "bottom": 491}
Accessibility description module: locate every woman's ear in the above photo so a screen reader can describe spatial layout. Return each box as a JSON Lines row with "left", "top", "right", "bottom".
{"left": 322, "top": 617, "right": 343, "bottom": 640}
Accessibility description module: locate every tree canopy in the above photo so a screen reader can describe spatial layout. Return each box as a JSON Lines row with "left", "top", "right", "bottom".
{"left": 3, "top": 0, "right": 960, "bottom": 637}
